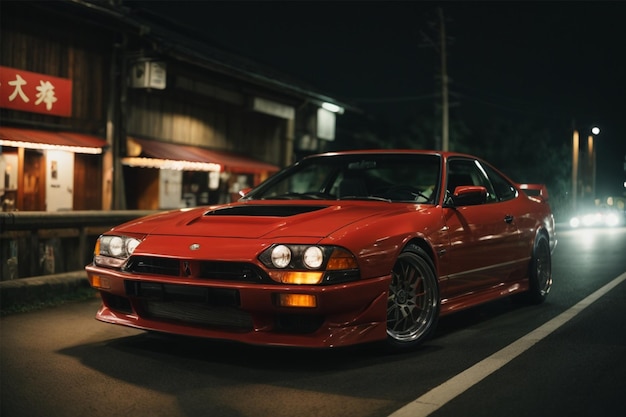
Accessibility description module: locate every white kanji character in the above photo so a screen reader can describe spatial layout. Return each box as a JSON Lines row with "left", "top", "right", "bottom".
{"left": 35, "top": 80, "right": 57, "bottom": 110}
{"left": 8, "top": 74, "right": 30, "bottom": 103}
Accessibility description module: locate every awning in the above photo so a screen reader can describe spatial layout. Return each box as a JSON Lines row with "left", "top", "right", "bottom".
{"left": 0, "top": 126, "right": 108, "bottom": 154}
{"left": 123, "top": 137, "right": 280, "bottom": 174}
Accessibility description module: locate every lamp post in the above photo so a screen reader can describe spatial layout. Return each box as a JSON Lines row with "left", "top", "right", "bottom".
{"left": 572, "top": 129, "right": 579, "bottom": 210}
{"left": 572, "top": 125, "right": 599, "bottom": 210}
{"left": 589, "top": 126, "right": 600, "bottom": 200}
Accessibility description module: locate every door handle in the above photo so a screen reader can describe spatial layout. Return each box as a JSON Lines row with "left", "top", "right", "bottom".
{"left": 504, "top": 215, "right": 514, "bottom": 224}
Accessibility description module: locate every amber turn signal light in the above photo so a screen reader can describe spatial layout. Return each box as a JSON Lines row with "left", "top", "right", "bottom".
{"left": 277, "top": 293, "right": 317, "bottom": 308}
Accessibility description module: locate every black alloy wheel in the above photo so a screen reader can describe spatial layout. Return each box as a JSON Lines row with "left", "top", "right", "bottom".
{"left": 386, "top": 244, "right": 440, "bottom": 350}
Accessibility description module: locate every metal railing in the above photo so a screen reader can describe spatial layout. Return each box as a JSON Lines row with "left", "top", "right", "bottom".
{"left": 0, "top": 211, "right": 156, "bottom": 280}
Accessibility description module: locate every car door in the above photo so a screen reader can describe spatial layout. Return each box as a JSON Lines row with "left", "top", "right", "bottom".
{"left": 440, "top": 158, "right": 522, "bottom": 301}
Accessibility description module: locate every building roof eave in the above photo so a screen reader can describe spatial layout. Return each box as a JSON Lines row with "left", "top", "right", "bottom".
{"left": 66, "top": 0, "right": 360, "bottom": 114}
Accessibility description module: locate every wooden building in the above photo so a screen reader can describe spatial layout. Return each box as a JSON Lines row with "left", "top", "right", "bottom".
{"left": 0, "top": 1, "right": 352, "bottom": 211}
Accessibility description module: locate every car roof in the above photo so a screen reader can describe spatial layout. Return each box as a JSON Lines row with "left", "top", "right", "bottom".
{"left": 303, "top": 149, "right": 477, "bottom": 159}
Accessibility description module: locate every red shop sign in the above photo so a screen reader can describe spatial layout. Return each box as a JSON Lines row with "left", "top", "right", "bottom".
{"left": 0, "top": 66, "right": 72, "bottom": 117}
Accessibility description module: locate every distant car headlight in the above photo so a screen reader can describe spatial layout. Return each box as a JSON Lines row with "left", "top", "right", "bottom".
{"left": 259, "top": 244, "right": 359, "bottom": 285}
{"left": 605, "top": 213, "right": 619, "bottom": 227}
{"left": 94, "top": 234, "right": 143, "bottom": 268}
{"left": 569, "top": 217, "right": 580, "bottom": 228}
{"left": 582, "top": 213, "right": 597, "bottom": 227}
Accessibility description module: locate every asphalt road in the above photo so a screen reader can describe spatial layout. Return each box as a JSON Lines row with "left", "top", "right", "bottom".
{"left": 2, "top": 226, "right": 625, "bottom": 417}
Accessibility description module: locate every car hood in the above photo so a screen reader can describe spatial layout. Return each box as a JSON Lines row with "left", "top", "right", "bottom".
{"left": 113, "top": 202, "right": 417, "bottom": 240}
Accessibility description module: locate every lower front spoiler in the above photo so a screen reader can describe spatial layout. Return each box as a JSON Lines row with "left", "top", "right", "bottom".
{"left": 95, "top": 304, "right": 387, "bottom": 348}
{"left": 91, "top": 274, "right": 391, "bottom": 348}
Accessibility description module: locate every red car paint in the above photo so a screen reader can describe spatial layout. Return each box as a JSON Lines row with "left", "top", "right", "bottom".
{"left": 86, "top": 150, "right": 555, "bottom": 348}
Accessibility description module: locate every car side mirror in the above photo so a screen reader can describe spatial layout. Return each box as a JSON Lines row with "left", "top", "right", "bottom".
{"left": 238, "top": 187, "right": 252, "bottom": 198}
{"left": 447, "top": 185, "right": 487, "bottom": 207}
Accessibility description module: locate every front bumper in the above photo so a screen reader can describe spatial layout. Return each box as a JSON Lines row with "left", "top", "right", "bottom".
{"left": 85, "top": 264, "right": 390, "bottom": 348}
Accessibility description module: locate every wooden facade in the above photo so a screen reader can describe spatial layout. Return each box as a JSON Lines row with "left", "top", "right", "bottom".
{"left": 1, "top": 2, "right": 111, "bottom": 211}
{"left": 0, "top": 3, "right": 111, "bottom": 132}
{"left": 1, "top": 1, "right": 347, "bottom": 212}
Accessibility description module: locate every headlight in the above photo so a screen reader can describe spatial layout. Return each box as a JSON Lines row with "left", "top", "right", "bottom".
{"left": 303, "top": 246, "right": 324, "bottom": 269}
{"left": 94, "top": 234, "right": 143, "bottom": 268}
{"left": 259, "top": 244, "right": 359, "bottom": 285}
{"left": 270, "top": 245, "right": 292, "bottom": 268}
{"left": 108, "top": 236, "right": 124, "bottom": 257}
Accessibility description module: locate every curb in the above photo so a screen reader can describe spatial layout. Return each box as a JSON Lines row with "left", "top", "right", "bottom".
{"left": 1, "top": 225, "right": 574, "bottom": 315}
{"left": 0, "top": 270, "right": 95, "bottom": 315}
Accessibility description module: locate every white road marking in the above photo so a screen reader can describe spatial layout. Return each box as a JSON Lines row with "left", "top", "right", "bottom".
{"left": 389, "top": 271, "right": 626, "bottom": 417}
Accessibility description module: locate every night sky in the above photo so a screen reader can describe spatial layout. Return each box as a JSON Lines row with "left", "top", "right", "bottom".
{"left": 129, "top": 1, "right": 626, "bottom": 196}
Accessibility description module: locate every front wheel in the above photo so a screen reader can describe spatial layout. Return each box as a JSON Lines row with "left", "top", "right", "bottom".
{"left": 386, "top": 244, "right": 440, "bottom": 350}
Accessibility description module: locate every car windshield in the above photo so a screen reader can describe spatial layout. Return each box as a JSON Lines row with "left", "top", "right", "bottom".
{"left": 243, "top": 153, "right": 441, "bottom": 203}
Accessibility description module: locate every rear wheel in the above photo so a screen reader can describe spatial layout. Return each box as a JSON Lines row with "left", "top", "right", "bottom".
{"left": 527, "top": 233, "right": 552, "bottom": 304}
{"left": 516, "top": 233, "right": 552, "bottom": 304}
{"left": 386, "top": 245, "right": 440, "bottom": 350}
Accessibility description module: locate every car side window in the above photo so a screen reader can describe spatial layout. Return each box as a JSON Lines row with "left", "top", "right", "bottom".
{"left": 447, "top": 159, "right": 497, "bottom": 203}
{"left": 480, "top": 163, "right": 517, "bottom": 202}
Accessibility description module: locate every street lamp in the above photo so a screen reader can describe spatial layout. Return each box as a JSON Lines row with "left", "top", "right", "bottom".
{"left": 572, "top": 125, "right": 600, "bottom": 210}
{"left": 588, "top": 126, "right": 600, "bottom": 201}
{"left": 572, "top": 129, "right": 579, "bottom": 210}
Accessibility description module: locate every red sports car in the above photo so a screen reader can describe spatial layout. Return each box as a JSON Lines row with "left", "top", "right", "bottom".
{"left": 86, "top": 150, "right": 556, "bottom": 349}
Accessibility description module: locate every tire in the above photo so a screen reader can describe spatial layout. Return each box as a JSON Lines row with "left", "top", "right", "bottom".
{"left": 521, "top": 233, "right": 552, "bottom": 304}
{"left": 386, "top": 244, "right": 440, "bottom": 350}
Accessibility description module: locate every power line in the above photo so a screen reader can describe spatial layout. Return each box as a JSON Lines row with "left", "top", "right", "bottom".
{"left": 349, "top": 94, "right": 438, "bottom": 103}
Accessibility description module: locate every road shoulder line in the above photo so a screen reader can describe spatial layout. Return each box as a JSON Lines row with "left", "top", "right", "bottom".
{"left": 389, "top": 271, "right": 626, "bottom": 417}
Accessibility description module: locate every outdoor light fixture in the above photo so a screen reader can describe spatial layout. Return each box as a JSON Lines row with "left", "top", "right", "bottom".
{"left": 321, "top": 102, "right": 344, "bottom": 114}
{"left": 0, "top": 139, "right": 103, "bottom": 154}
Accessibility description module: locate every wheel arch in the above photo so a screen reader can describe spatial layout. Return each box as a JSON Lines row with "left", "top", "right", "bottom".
{"left": 404, "top": 237, "right": 438, "bottom": 274}
{"left": 533, "top": 225, "right": 551, "bottom": 252}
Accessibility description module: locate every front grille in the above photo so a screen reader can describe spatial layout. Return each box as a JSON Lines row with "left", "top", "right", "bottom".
{"left": 125, "top": 256, "right": 180, "bottom": 276}
{"left": 142, "top": 301, "right": 253, "bottom": 330}
{"left": 124, "top": 256, "right": 269, "bottom": 282}
{"left": 198, "top": 261, "right": 264, "bottom": 281}
{"left": 125, "top": 280, "right": 252, "bottom": 330}
{"left": 125, "top": 281, "right": 240, "bottom": 306}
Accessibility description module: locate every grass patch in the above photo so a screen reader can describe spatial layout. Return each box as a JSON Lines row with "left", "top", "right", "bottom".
{"left": 0, "top": 287, "right": 99, "bottom": 316}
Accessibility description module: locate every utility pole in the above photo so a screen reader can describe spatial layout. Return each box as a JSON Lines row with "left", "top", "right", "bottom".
{"left": 420, "top": 7, "right": 451, "bottom": 151}
{"left": 438, "top": 7, "right": 449, "bottom": 151}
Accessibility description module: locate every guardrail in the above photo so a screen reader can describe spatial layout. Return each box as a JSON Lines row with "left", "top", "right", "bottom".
{"left": 0, "top": 211, "right": 157, "bottom": 280}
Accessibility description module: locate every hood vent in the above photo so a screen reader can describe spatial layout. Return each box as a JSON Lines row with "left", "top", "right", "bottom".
{"left": 204, "top": 205, "right": 328, "bottom": 217}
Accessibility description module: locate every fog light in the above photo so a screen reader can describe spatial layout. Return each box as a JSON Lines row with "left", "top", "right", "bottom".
{"left": 277, "top": 293, "right": 317, "bottom": 308}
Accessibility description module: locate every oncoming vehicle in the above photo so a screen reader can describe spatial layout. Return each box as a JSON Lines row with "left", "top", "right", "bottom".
{"left": 86, "top": 150, "right": 556, "bottom": 349}
{"left": 569, "top": 206, "right": 623, "bottom": 228}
